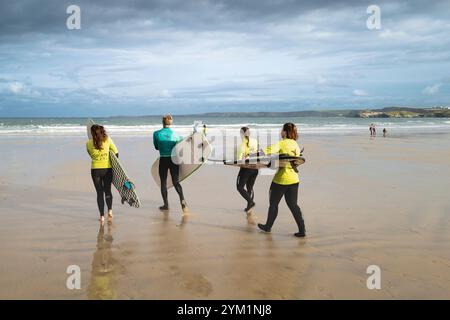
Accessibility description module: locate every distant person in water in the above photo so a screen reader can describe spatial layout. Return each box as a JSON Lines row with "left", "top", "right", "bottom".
{"left": 153, "top": 115, "right": 188, "bottom": 213}
{"left": 236, "top": 127, "right": 259, "bottom": 214}
{"left": 86, "top": 125, "right": 118, "bottom": 223}
{"left": 369, "top": 124, "right": 377, "bottom": 137}
{"left": 257, "top": 123, "right": 306, "bottom": 237}
{"left": 383, "top": 128, "right": 387, "bottom": 137}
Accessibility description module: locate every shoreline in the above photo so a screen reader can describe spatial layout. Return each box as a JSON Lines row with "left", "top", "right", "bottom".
{"left": 1, "top": 126, "right": 450, "bottom": 138}
{"left": 1, "top": 115, "right": 450, "bottom": 138}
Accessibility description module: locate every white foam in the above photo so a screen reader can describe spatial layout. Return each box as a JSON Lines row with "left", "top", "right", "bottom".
{"left": 1, "top": 120, "right": 450, "bottom": 136}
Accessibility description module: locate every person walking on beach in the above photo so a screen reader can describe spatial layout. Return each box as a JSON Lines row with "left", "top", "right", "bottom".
{"left": 86, "top": 125, "right": 118, "bottom": 223}
{"left": 236, "top": 127, "right": 259, "bottom": 213}
{"left": 383, "top": 128, "right": 387, "bottom": 137}
{"left": 369, "top": 124, "right": 374, "bottom": 137}
{"left": 153, "top": 114, "right": 188, "bottom": 213}
{"left": 257, "top": 123, "right": 306, "bottom": 237}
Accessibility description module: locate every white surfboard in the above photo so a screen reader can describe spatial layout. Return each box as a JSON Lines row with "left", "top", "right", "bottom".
{"left": 151, "top": 131, "right": 212, "bottom": 188}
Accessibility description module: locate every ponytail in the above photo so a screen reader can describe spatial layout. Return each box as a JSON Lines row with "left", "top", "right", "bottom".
{"left": 240, "top": 126, "right": 250, "bottom": 148}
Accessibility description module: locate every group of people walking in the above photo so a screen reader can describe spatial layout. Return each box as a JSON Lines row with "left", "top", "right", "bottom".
{"left": 370, "top": 123, "right": 388, "bottom": 137}
{"left": 86, "top": 116, "right": 306, "bottom": 237}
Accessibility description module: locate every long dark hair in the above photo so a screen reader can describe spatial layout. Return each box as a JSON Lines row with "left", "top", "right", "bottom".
{"left": 240, "top": 126, "right": 250, "bottom": 148}
{"left": 282, "top": 123, "right": 298, "bottom": 140}
{"left": 91, "top": 125, "right": 108, "bottom": 150}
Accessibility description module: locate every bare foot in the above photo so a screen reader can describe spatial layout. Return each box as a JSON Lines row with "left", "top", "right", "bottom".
{"left": 99, "top": 216, "right": 105, "bottom": 223}
{"left": 181, "top": 200, "right": 189, "bottom": 214}
{"left": 245, "top": 202, "right": 256, "bottom": 214}
{"left": 108, "top": 210, "right": 113, "bottom": 220}
{"left": 246, "top": 212, "right": 256, "bottom": 225}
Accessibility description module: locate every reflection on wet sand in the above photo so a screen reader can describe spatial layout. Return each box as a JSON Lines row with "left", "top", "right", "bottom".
{"left": 87, "top": 222, "right": 117, "bottom": 299}
{"left": 176, "top": 214, "right": 189, "bottom": 228}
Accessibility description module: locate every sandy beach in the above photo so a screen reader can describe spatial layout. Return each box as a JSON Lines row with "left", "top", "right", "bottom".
{"left": 0, "top": 132, "right": 449, "bottom": 299}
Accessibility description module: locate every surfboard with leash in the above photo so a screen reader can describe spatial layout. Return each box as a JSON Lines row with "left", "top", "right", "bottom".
{"left": 209, "top": 153, "right": 305, "bottom": 169}
{"left": 87, "top": 119, "right": 141, "bottom": 208}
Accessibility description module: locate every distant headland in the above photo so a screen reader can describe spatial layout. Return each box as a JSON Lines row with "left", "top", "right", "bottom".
{"left": 191, "top": 107, "right": 450, "bottom": 118}
{"left": 100, "top": 106, "right": 450, "bottom": 119}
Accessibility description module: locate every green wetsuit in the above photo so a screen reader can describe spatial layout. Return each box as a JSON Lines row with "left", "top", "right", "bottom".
{"left": 153, "top": 127, "right": 182, "bottom": 157}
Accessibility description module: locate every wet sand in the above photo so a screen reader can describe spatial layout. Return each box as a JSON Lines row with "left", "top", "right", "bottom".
{"left": 0, "top": 133, "right": 449, "bottom": 299}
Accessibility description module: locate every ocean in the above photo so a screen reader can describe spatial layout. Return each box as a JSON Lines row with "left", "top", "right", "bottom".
{"left": 1, "top": 116, "right": 450, "bottom": 136}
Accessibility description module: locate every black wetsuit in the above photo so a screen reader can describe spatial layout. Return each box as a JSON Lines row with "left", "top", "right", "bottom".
{"left": 265, "top": 182, "right": 305, "bottom": 232}
{"left": 159, "top": 157, "right": 185, "bottom": 207}
{"left": 91, "top": 168, "right": 113, "bottom": 217}
{"left": 236, "top": 168, "right": 258, "bottom": 206}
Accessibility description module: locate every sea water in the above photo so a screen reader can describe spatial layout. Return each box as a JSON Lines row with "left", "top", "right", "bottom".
{"left": 1, "top": 116, "right": 450, "bottom": 137}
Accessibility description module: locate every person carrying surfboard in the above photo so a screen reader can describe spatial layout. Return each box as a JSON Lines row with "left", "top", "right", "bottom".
{"left": 86, "top": 125, "right": 118, "bottom": 223}
{"left": 153, "top": 114, "right": 188, "bottom": 213}
{"left": 257, "top": 123, "right": 306, "bottom": 237}
{"left": 236, "top": 127, "right": 259, "bottom": 213}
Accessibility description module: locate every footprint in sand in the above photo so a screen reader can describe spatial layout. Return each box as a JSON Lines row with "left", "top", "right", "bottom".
{"left": 170, "top": 265, "right": 213, "bottom": 297}
{"left": 178, "top": 274, "right": 213, "bottom": 297}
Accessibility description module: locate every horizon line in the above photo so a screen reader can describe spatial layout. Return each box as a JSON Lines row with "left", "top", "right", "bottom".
{"left": 0, "top": 106, "right": 446, "bottom": 119}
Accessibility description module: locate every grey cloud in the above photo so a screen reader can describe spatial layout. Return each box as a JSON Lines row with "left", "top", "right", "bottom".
{"left": 1, "top": 0, "right": 450, "bottom": 116}
{"left": 1, "top": 0, "right": 448, "bottom": 38}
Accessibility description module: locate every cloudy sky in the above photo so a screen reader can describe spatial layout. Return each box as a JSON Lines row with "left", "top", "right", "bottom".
{"left": 1, "top": 0, "right": 450, "bottom": 116}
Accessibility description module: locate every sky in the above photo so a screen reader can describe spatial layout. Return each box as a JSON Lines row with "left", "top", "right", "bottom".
{"left": 0, "top": 0, "right": 450, "bottom": 116}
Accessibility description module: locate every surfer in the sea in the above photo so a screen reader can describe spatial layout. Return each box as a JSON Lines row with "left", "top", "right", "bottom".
{"left": 153, "top": 115, "right": 188, "bottom": 213}
{"left": 86, "top": 125, "right": 118, "bottom": 223}
{"left": 257, "top": 123, "right": 306, "bottom": 237}
{"left": 236, "top": 127, "right": 259, "bottom": 214}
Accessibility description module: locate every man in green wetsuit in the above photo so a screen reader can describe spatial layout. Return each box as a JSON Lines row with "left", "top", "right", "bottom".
{"left": 153, "top": 114, "right": 188, "bottom": 213}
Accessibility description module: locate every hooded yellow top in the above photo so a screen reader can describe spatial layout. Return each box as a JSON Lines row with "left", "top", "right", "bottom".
{"left": 264, "top": 138, "right": 301, "bottom": 185}
{"left": 86, "top": 137, "right": 118, "bottom": 169}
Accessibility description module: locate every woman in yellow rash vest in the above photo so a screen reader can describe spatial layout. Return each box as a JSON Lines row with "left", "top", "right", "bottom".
{"left": 236, "top": 127, "right": 259, "bottom": 213}
{"left": 86, "top": 125, "right": 119, "bottom": 223}
{"left": 257, "top": 123, "right": 306, "bottom": 237}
